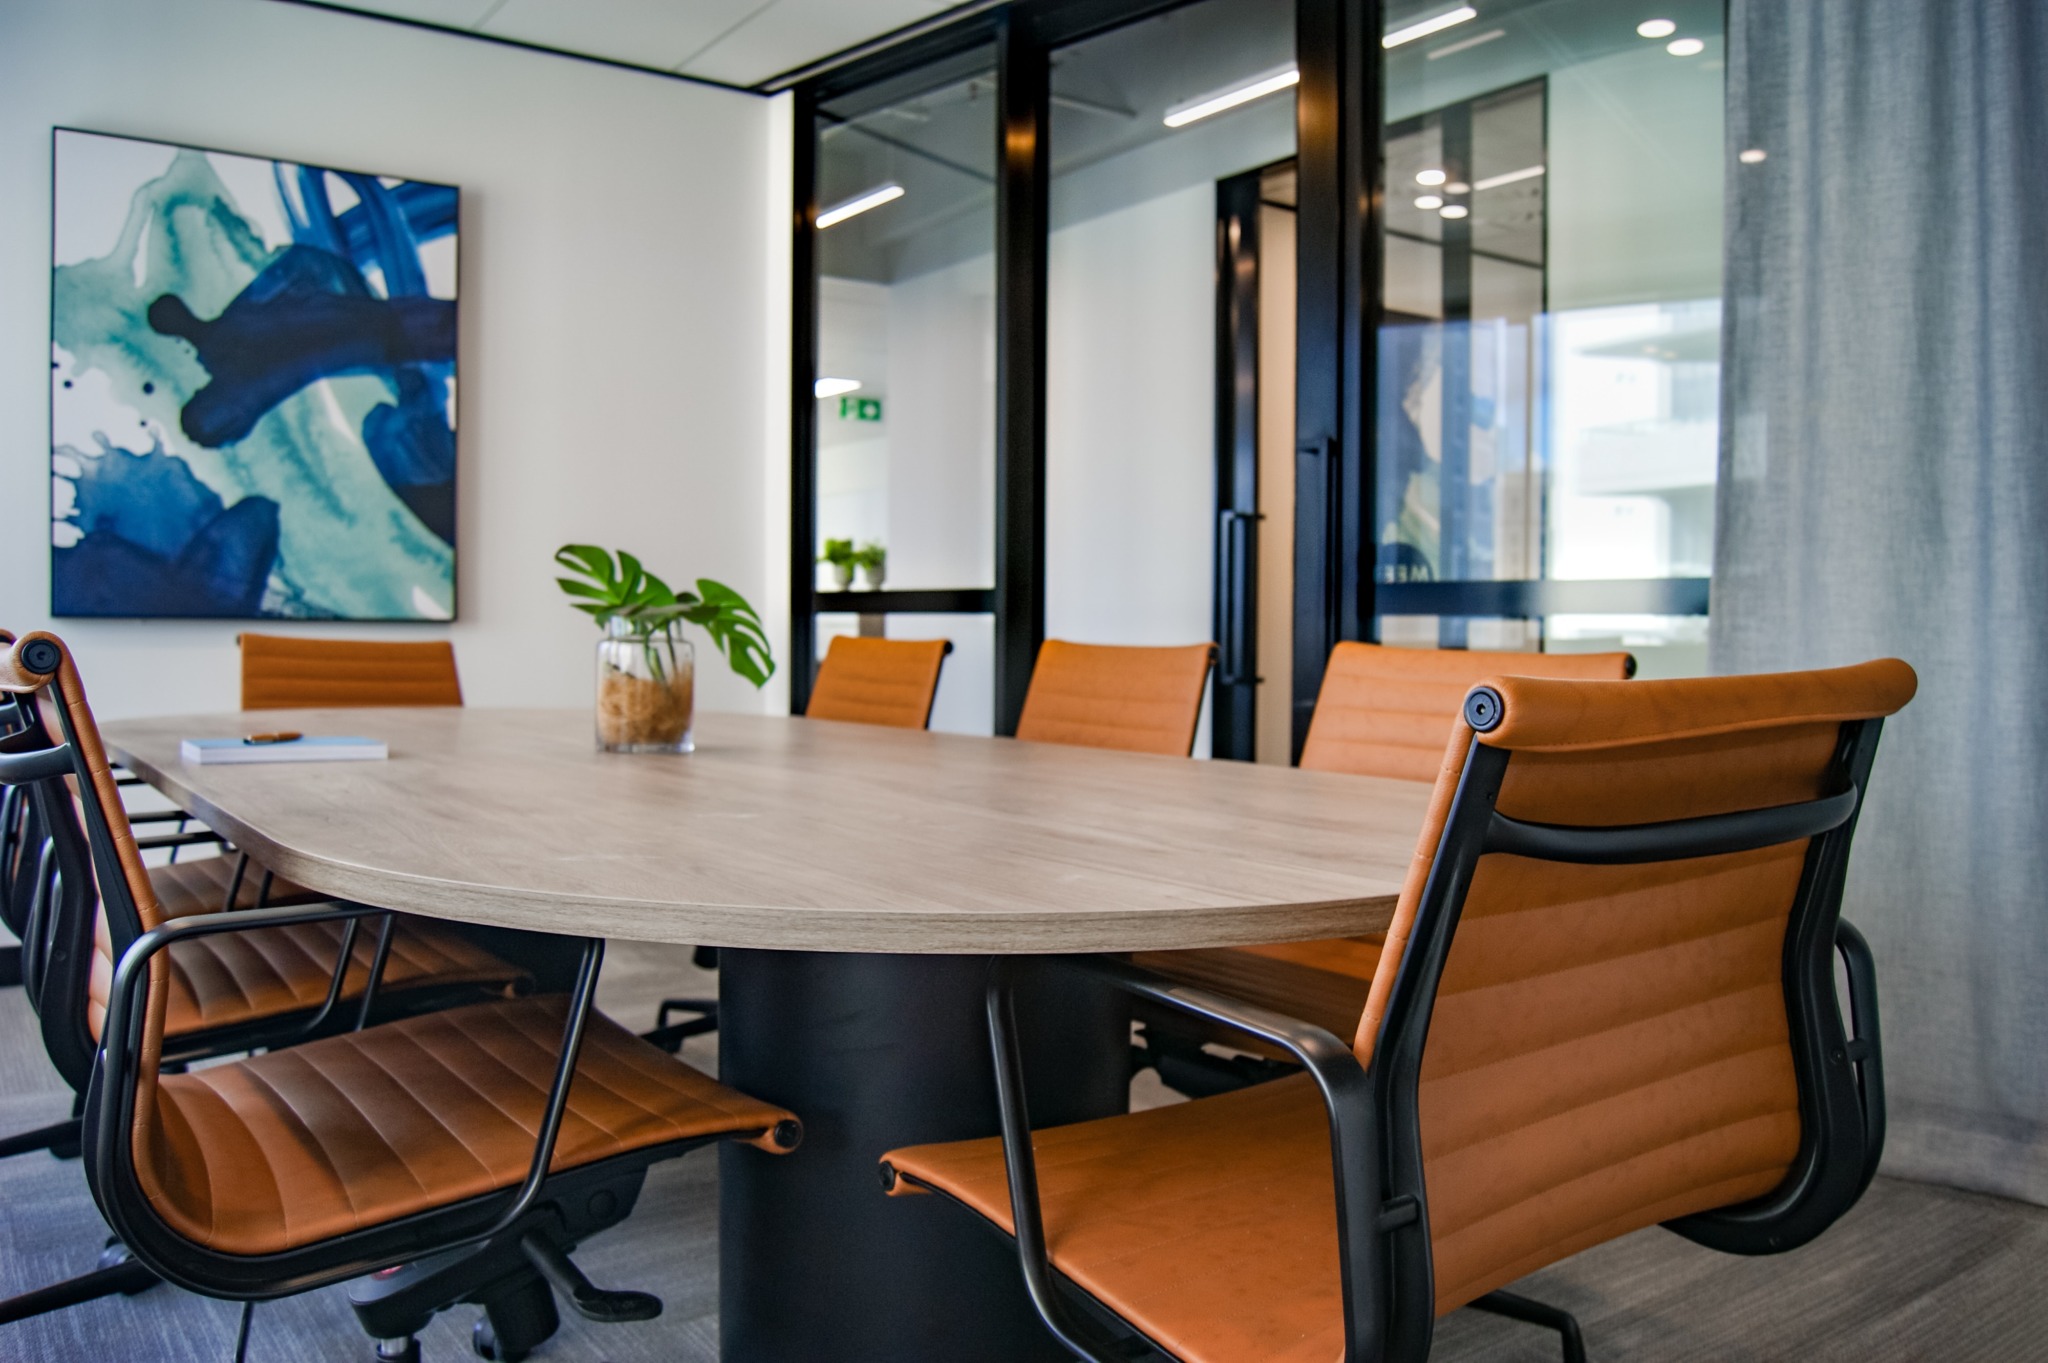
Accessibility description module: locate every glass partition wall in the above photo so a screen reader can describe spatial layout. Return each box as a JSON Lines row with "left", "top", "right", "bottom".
{"left": 1373, "top": 0, "right": 1725, "bottom": 676}
{"left": 790, "top": 0, "right": 1726, "bottom": 744}
{"left": 808, "top": 49, "right": 1000, "bottom": 732}
{"left": 1045, "top": 0, "right": 1297, "bottom": 758}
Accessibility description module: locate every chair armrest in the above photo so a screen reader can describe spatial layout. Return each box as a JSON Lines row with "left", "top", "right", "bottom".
{"left": 125, "top": 809, "right": 194, "bottom": 826}
{"left": 133, "top": 828, "right": 219, "bottom": 847}
{"left": 0, "top": 745, "right": 75, "bottom": 784}
{"left": 982, "top": 954, "right": 1389, "bottom": 1363}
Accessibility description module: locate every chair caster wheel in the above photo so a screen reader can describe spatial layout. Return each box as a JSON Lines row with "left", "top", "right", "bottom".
{"left": 376, "top": 1339, "right": 422, "bottom": 1363}
{"left": 472, "top": 1316, "right": 532, "bottom": 1362}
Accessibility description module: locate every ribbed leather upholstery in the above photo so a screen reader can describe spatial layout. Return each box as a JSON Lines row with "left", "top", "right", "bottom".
{"left": 1139, "top": 643, "right": 1631, "bottom": 1046}
{"left": 87, "top": 901, "right": 526, "bottom": 1042}
{"left": 152, "top": 856, "right": 319, "bottom": 915}
{"left": 239, "top": 633, "right": 463, "bottom": 710}
{"left": 1014, "top": 640, "right": 1214, "bottom": 756}
{"left": 146, "top": 996, "right": 796, "bottom": 1255}
{"left": 805, "top": 636, "right": 951, "bottom": 729}
{"left": 1299, "top": 641, "right": 1634, "bottom": 780}
{"left": 886, "top": 660, "right": 1917, "bottom": 1361}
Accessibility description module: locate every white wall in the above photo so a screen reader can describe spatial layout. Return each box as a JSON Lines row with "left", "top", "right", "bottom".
{"left": 0, "top": 0, "right": 782, "bottom": 719}
{"left": 1045, "top": 182, "right": 1217, "bottom": 750}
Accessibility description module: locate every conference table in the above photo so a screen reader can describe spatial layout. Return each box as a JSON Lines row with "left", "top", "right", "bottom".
{"left": 103, "top": 708, "right": 1431, "bottom": 1362}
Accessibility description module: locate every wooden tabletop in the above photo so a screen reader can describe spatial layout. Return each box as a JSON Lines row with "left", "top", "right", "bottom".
{"left": 103, "top": 709, "right": 1431, "bottom": 954}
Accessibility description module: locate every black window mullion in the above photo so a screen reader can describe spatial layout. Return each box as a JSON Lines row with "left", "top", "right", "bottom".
{"left": 992, "top": 11, "right": 1050, "bottom": 737}
{"left": 790, "top": 85, "right": 821, "bottom": 715}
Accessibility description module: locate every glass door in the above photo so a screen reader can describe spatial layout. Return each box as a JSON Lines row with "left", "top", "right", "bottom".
{"left": 806, "top": 46, "right": 1001, "bottom": 731}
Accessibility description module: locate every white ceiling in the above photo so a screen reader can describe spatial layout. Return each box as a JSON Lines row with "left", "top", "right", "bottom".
{"left": 315, "top": 0, "right": 967, "bottom": 88}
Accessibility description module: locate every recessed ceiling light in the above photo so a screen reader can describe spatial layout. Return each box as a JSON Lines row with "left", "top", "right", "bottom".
{"left": 1444, "top": 181, "right": 1471, "bottom": 194}
{"left": 1384, "top": 6, "right": 1478, "bottom": 49}
{"left": 1416, "top": 168, "right": 1448, "bottom": 186}
{"left": 1738, "top": 148, "right": 1768, "bottom": 164}
{"left": 815, "top": 378, "right": 862, "bottom": 399}
{"left": 1414, "top": 195, "right": 1444, "bottom": 210}
{"left": 817, "top": 183, "right": 904, "bottom": 228}
{"left": 1667, "top": 37, "right": 1705, "bottom": 56}
{"left": 1636, "top": 18, "right": 1676, "bottom": 38}
{"left": 1439, "top": 204, "right": 1469, "bottom": 220}
{"left": 1163, "top": 65, "right": 1299, "bottom": 128}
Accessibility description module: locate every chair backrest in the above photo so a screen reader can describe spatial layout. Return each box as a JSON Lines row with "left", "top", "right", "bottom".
{"left": 239, "top": 633, "right": 463, "bottom": 710}
{"left": 1300, "top": 641, "right": 1635, "bottom": 779}
{"left": 1013, "top": 640, "right": 1215, "bottom": 757}
{"left": 805, "top": 637, "right": 952, "bottom": 729}
{"left": 1353, "top": 660, "right": 1916, "bottom": 1353}
{"left": 0, "top": 634, "right": 174, "bottom": 1141}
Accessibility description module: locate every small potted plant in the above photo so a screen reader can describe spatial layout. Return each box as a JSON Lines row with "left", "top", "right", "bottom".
{"left": 555, "top": 544, "right": 774, "bottom": 753}
{"left": 818, "top": 538, "right": 857, "bottom": 590}
{"left": 855, "top": 540, "right": 887, "bottom": 590}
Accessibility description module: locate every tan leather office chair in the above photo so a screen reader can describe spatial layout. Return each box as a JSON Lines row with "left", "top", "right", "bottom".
{"left": 0, "top": 631, "right": 802, "bottom": 1360}
{"left": 883, "top": 659, "right": 1915, "bottom": 1362}
{"left": 1014, "top": 639, "right": 1215, "bottom": 756}
{"left": 0, "top": 649, "right": 527, "bottom": 1330}
{"left": 805, "top": 635, "right": 953, "bottom": 729}
{"left": 1134, "top": 642, "right": 1634, "bottom": 1092}
{"left": 239, "top": 632, "right": 464, "bottom": 710}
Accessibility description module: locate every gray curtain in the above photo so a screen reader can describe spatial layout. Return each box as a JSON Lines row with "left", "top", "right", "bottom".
{"left": 1713, "top": 0, "right": 2048, "bottom": 1203}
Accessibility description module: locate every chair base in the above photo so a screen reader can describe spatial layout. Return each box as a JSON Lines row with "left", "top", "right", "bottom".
{"left": 1468, "top": 1289, "right": 1588, "bottom": 1363}
{"left": 0, "top": 944, "right": 20, "bottom": 988}
{"left": 348, "top": 1166, "right": 656, "bottom": 1361}
{"left": 0, "top": 1239, "right": 158, "bottom": 1325}
{"left": 0, "top": 1114, "right": 83, "bottom": 1161}
{"left": 645, "top": 997, "right": 718, "bottom": 1052}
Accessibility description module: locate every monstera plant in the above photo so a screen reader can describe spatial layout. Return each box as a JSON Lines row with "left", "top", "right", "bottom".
{"left": 554, "top": 544, "right": 773, "bottom": 752}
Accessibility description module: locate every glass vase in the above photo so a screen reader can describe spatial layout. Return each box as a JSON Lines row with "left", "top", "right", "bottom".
{"left": 595, "top": 620, "right": 695, "bottom": 753}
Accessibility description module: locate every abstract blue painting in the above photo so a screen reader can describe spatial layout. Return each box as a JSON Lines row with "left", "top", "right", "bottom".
{"left": 51, "top": 129, "right": 457, "bottom": 619}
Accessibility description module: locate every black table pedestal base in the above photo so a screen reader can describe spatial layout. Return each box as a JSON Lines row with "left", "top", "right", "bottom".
{"left": 718, "top": 949, "right": 1128, "bottom": 1363}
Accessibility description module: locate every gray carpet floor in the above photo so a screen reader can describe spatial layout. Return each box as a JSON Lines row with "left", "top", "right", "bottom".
{"left": 2, "top": 938, "right": 2044, "bottom": 1362}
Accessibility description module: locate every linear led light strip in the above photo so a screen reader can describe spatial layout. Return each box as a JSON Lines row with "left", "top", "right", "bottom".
{"left": 1472, "top": 164, "right": 1543, "bottom": 191}
{"left": 817, "top": 183, "right": 904, "bottom": 228}
{"left": 1163, "top": 65, "right": 1299, "bottom": 128}
{"left": 1166, "top": 6, "right": 1479, "bottom": 128}
{"left": 1384, "top": 6, "right": 1478, "bottom": 49}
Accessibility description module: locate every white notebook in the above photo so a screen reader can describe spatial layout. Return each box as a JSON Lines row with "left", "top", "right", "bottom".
{"left": 180, "top": 736, "right": 388, "bottom": 765}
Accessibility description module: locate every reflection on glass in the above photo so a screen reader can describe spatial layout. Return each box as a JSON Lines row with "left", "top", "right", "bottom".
{"left": 1377, "top": 0, "right": 1724, "bottom": 667}
{"left": 814, "top": 50, "right": 998, "bottom": 594}
{"left": 1043, "top": 0, "right": 1294, "bottom": 658}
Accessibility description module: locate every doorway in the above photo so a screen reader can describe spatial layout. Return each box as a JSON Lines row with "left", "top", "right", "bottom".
{"left": 1212, "top": 159, "right": 1297, "bottom": 765}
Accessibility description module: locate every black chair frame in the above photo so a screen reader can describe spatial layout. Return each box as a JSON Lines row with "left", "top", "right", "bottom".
{"left": 896, "top": 696, "right": 1889, "bottom": 1363}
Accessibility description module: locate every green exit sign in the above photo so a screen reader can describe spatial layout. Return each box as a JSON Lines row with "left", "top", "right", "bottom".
{"left": 838, "top": 396, "right": 884, "bottom": 422}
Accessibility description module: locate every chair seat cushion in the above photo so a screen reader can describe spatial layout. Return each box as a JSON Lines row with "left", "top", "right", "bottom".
{"left": 146, "top": 996, "right": 795, "bottom": 1255}
{"left": 887, "top": 1074, "right": 1345, "bottom": 1363}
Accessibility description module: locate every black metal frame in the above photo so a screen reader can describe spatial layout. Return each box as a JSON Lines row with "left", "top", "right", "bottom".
{"left": 1212, "top": 168, "right": 1265, "bottom": 762}
{"left": 1290, "top": 0, "right": 1378, "bottom": 762}
{"left": 904, "top": 704, "right": 1891, "bottom": 1361}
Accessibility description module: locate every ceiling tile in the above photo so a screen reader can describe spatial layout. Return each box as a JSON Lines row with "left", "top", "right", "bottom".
{"left": 679, "top": 0, "right": 958, "bottom": 86}
{"left": 317, "top": 0, "right": 503, "bottom": 27}
{"left": 483, "top": 0, "right": 770, "bottom": 73}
